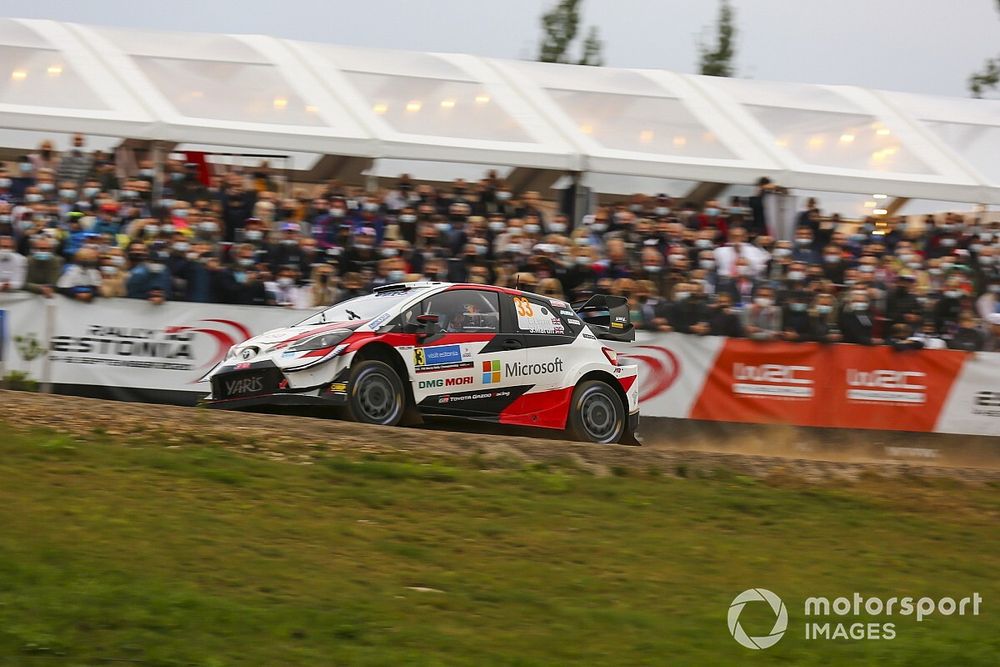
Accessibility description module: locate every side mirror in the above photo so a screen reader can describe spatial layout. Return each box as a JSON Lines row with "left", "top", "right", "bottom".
{"left": 415, "top": 313, "right": 439, "bottom": 340}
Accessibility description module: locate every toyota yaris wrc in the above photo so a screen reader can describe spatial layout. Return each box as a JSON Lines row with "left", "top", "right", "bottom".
{"left": 202, "top": 282, "right": 640, "bottom": 444}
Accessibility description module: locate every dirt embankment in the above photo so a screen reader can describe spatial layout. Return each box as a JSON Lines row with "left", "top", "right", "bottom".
{"left": 2, "top": 390, "right": 998, "bottom": 484}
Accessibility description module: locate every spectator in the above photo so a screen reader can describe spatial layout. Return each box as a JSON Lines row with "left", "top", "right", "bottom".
{"left": 708, "top": 292, "right": 744, "bottom": 337}
{"left": 840, "top": 290, "right": 882, "bottom": 345}
{"left": 56, "top": 247, "right": 102, "bottom": 302}
{"left": 743, "top": 286, "right": 781, "bottom": 341}
{"left": 0, "top": 234, "right": 27, "bottom": 292}
{"left": 125, "top": 242, "right": 171, "bottom": 304}
{"left": 24, "top": 236, "right": 62, "bottom": 297}
{"left": 56, "top": 134, "right": 92, "bottom": 186}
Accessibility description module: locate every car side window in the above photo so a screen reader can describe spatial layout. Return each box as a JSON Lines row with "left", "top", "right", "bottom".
{"left": 511, "top": 295, "right": 567, "bottom": 335}
{"left": 406, "top": 290, "right": 501, "bottom": 334}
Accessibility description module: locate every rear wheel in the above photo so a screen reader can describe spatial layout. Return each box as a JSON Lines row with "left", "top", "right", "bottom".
{"left": 566, "top": 380, "right": 625, "bottom": 444}
{"left": 344, "top": 360, "right": 405, "bottom": 426}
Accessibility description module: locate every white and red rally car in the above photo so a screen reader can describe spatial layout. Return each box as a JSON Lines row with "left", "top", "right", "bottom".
{"left": 202, "top": 282, "right": 640, "bottom": 444}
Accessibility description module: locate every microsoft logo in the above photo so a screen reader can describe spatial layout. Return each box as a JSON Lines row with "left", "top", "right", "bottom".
{"left": 482, "top": 359, "right": 501, "bottom": 384}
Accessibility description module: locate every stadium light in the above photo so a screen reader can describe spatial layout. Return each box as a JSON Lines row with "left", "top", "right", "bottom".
{"left": 839, "top": 133, "right": 855, "bottom": 143}
{"left": 272, "top": 98, "right": 288, "bottom": 110}
{"left": 639, "top": 130, "right": 654, "bottom": 143}
{"left": 673, "top": 135, "right": 687, "bottom": 147}
{"left": 10, "top": 70, "right": 27, "bottom": 81}
{"left": 405, "top": 100, "right": 422, "bottom": 112}
{"left": 440, "top": 99, "right": 456, "bottom": 109}
{"left": 876, "top": 127, "right": 891, "bottom": 136}
{"left": 873, "top": 208, "right": 888, "bottom": 215}
{"left": 474, "top": 94, "right": 491, "bottom": 104}
{"left": 372, "top": 103, "right": 388, "bottom": 115}
{"left": 873, "top": 193, "right": 887, "bottom": 199}
{"left": 46, "top": 65, "right": 62, "bottom": 76}
{"left": 579, "top": 124, "right": 594, "bottom": 135}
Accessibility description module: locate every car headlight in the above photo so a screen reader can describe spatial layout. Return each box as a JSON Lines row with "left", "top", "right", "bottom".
{"left": 288, "top": 329, "right": 352, "bottom": 352}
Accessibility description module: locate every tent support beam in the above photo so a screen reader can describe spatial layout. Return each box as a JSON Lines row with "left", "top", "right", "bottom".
{"left": 683, "top": 182, "right": 728, "bottom": 206}
{"left": 886, "top": 197, "right": 910, "bottom": 216}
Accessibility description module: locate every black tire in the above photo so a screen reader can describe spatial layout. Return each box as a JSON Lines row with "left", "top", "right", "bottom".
{"left": 344, "top": 360, "right": 406, "bottom": 426}
{"left": 566, "top": 380, "right": 625, "bottom": 444}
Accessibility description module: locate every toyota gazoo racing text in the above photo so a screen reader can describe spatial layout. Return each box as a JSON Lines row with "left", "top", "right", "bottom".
{"left": 201, "top": 282, "right": 640, "bottom": 444}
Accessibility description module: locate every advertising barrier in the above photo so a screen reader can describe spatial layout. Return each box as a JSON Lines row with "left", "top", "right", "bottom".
{"left": 0, "top": 295, "right": 998, "bottom": 436}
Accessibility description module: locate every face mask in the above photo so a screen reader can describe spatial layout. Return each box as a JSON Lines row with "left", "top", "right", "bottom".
{"left": 988, "top": 284, "right": 1000, "bottom": 293}
{"left": 38, "top": 182, "right": 55, "bottom": 193}
{"left": 173, "top": 209, "right": 189, "bottom": 219}
{"left": 859, "top": 265, "right": 876, "bottom": 274}
{"left": 363, "top": 202, "right": 379, "bottom": 213}
{"left": 107, "top": 255, "right": 125, "bottom": 267}
{"left": 399, "top": 214, "right": 417, "bottom": 224}
{"left": 790, "top": 303, "right": 808, "bottom": 312}
{"left": 674, "top": 291, "right": 690, "bottom": 301}
{"left": 505, "top": 243, "right": 522, "bottom": 254}
{"left": 817, "top": 304, "right": 833, "bottom": 314}
{"left": 643, "top": 265, "right": 662, "bottom": 273}
{"left": 979, "top": 256, "right": 994, "bottom": 265}
{"left": 238, "top": 258, "right": 254, "bottom": 268}
{"left": 549, "top": 223, "right": 566, "bottom": 233}
{"left": 945, "top": 290, "right": 962, "bottom": 299}
{"left": 18, "top": 162, "right": 32, "bottom": 174}
{"left": 704, "top": 207, "right": 719, "bottom": 217}
{"left": 787, "top": 270, "right": 805, "bottom": 281}
{"left": 33, "top": 251, "right": 52, "bottom": 260}
{"left": 26, "top": 194, "right": 44, "bottom": 203}
{"left": 824, "top": 254, "right": 840, "bottom": 263}
{"left": 496, "top": 191, "right": 512, "bottom": 201}
{"left": 0, "top": 178, "right": 11, "bottom": 188}
{"left": 330, "top": 208, "right": 345, "bottom": 218}
{"left": 488, "top": 221, "right": 506, "bottom": 232}
{"left": 434, "top": 222, "right": 451, "bottom": 233}
{"left": 172, "top": 172, "right": 185, "bottom": 181}
{"left": 929, "top": 268, "right": 942, "bottom": 276}
{"left": 524, "top": 223, "right": 541, "bottom": 234}
{"left": 245, "top": 230, "right": 263, "bottom": 241}
{"left": 120, "top": 189, "right": 136, "bottom": 199}
{"left": 754, "top": 297, "right": 772, "bottom": 307}
{"left": 148, "top": 263, "right": 165, "bottom": 273}
{"left": 738, "top": 266, "right": 753, "bottom": 277}
{"left": 774, "top": 247, "right": 792, "bottom": 258}
{"left": 83, "top": 187, "right": 100, "bottom": 198}
{"left": 278, "top": 277, "right": 294, "bottom": 288}
{"left": 575, "top": 256, "right": 590, "bottom": 266}
{"left": 698, "top": 259, "right": 715, "bottom": 270}
{"left": 475, "top": 244, "right": 488, "bottom": 256}
{"left": 590, "top": 223, "right": 607, "bottom": 233}
{"left": 144, "top": 225, "right": 160, "bottom": 236}
{"left": 140, "top": 169, "right": 154, "bottom": 178}
{"left": 695, "top": 239, "right": 713, "bottom": 249}
{"left": 160, "top": 224, "right": 175, "bottom": 235}
{"left": 388, "top": 270, "right": 406, "bottom": 282}
{"left": 100, "top": 265, "right": 118, "bottom": 276}
{"left": 199, "top": 222, "right": 219, "bottom": 233}
{"left": 381, "top": 247, "right": 399, "bottom": 257}
{"left": 654, "top": 207, "right": 670, "bottom": 216}
{"left": 853, "top": 302, "right": 869, "bottom": 311}
{"left": 173, "top": 242, "right": 190, "bottom": 253}
{"left": 941, "top": 238, "right": 957, "bottom": 247}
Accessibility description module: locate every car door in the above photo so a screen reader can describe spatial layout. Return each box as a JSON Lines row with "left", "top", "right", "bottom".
{"left": 405, "top": 288, "right": 526, "bottom": 417}
{"left": 508, "top": 294, "right": 578, "bottom": 393}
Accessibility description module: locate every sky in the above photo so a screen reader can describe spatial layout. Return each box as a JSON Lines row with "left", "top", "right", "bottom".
{"left": 1, "top": 0, "right": 998, "bottom": 98}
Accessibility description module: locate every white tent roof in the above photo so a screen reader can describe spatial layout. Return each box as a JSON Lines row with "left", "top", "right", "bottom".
{"left": 0, "top": 18, "right": 998, "bottom": 203}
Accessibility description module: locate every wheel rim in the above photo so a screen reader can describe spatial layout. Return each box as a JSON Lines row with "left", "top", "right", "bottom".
{"left": 580, "top": 387, "right": 622, "bottom": 443}
{"left": 357, "top": 371, "right": 398, "bottom": 423}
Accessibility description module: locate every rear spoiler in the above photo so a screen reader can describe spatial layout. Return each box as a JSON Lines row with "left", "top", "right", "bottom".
{"left": 573, "top": 294, "right": 635, "bottom": 343}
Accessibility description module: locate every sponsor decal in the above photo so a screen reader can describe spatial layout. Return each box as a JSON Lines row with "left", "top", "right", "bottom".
{"left": 566, "top": 318, "right": 581, "bottom": 326}
{"left": 368, "top": 312, "right": 392, "bottom": 329}
{"left": 846, "top": 369, "right": 926, "bottom": 404}
{"left": 514, "top": 297, "right": 564, "bottom": 334}
{"left": 436, "top": 389, "right": 513, "bottom": 405}
{"left": 414, "top": 344, "right": 474, "bottom": 373}
{"left": 327, "top": 382, "right": 348, "bottom": 392}
{"left": 582, "top": 332, "right": 596, "bottom": 339}
{"left": 224, "top": 375, "right": 264, "bottom": 396}
{"left": 504, "top": 358, "right": 564, "bottom": 378}
{"left": 240, "top": 347, "right": 256, "bottom": 361}
{"left": 418, "top": 376, "right": 475, "bottom": 390}
{"left": 482, "top": 359, "right": 502, "bottom": 384}
{"left": 732, "top": 363, "right": 814, "bottom": 398}
{"left": 235, "top": 362, "right": 251, "bottom": 370}
{"left": 281, "top": 350, "right": 297, "bottom": 358}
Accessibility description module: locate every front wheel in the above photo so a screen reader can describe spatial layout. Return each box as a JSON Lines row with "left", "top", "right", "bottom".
{"left": 344, "top": 360, "right": 405, "bottom": 426}
{"left": 566, "top": 380, "right": 625, "bottom": 444}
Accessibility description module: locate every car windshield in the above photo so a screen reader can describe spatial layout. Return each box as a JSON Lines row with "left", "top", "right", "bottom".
{"left": 295, "top": 290, "right": 419, "bottom": 326}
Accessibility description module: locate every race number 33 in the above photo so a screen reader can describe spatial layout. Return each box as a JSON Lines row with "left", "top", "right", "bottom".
{"left": 514, "top": 297, "right": 534, "bottom": 317}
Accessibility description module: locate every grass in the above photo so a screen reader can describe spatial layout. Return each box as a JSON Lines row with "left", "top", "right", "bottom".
{"left": 0, "top": 423, "right": 997, "bottom": 666}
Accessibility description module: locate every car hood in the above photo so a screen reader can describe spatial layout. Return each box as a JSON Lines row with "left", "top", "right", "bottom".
{"left": 242, "top": 319, "right": 370, "bottom": 350}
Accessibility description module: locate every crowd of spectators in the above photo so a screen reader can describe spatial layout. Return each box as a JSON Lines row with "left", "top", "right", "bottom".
{"left": 1, "top": 135, "right": 999, "bottom": 351}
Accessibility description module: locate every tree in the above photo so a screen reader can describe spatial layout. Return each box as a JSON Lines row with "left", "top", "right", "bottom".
{"left": 537, "top": 0, "right": 603, "bottom": 66}
{"left": 968, "top": 1, "right": 1000, "bottom": 97}
{"left": 699, "top": 0, "right": 737, "bottom": 77}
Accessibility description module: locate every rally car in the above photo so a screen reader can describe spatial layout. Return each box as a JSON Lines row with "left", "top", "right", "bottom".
{"left": 201, "top": 282, "right": 640, "bottom": 444}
